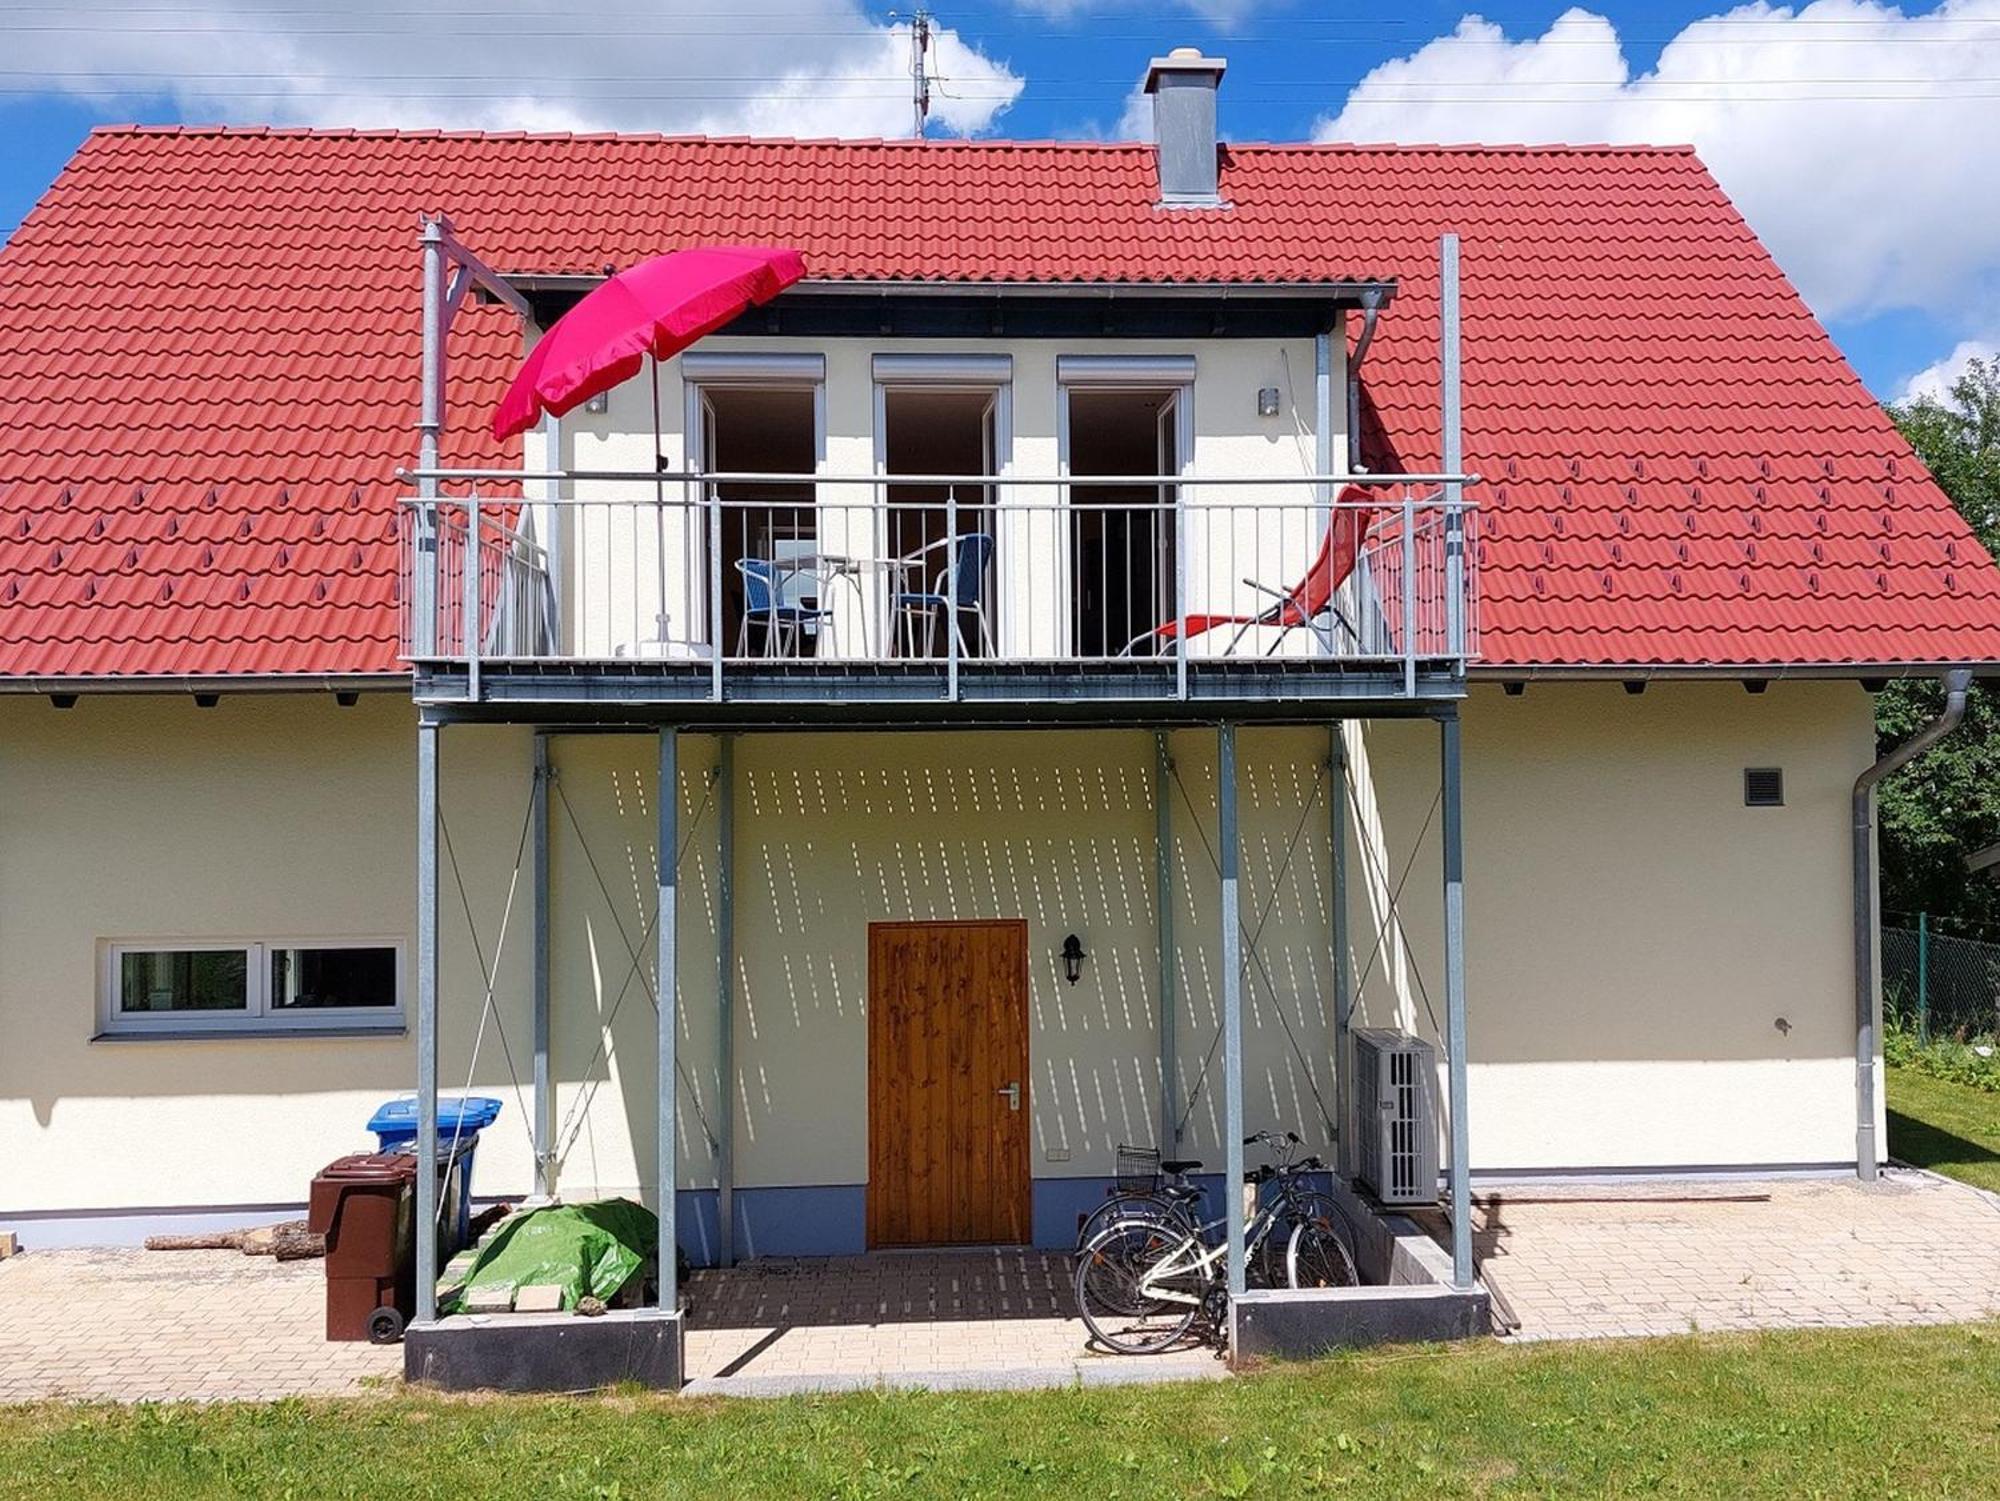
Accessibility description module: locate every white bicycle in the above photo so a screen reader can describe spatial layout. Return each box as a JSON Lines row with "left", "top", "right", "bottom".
{"left": 1075, "top": 1134, "right": 1360, "bottom": 1355}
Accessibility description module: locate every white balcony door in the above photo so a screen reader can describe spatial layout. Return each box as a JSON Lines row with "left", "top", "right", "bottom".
{"left": 872, "top": 356, "right": 1013, "bottom": 661}
{"left": 1058, "top": 357, "right": 1192, "bottom": 660}
{"left": 682, "top": 353, "right": 825, "bottom": 659}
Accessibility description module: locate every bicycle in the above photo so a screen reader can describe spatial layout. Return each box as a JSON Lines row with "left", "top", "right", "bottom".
{"left": 1074, "top": 1133, "right": 1362, "bottom": 1354}
{"left": 1075, "top": 1134, "right": 1360, "bottom": 1259}
{"left": 1073, "top": 1145, "right": 1209, "bottom": 1251}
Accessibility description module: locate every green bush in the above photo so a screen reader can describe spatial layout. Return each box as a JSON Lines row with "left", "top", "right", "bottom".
{"left": 1884, "top": 1014, "right": 2000, "bottom": 1093}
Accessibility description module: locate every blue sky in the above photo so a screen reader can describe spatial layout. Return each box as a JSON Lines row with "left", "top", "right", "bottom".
{"left": 3, "top": 0, "right": 1995, "bottom": 400}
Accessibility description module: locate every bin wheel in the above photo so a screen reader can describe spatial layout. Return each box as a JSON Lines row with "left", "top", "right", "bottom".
{"left": 367, "top": 1306, "right": 406, "bottom": 1345}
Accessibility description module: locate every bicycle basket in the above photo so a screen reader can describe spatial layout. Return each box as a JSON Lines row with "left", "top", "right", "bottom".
{"left": 1114, "top": 1145, "right": 1161, "bottom": 1191}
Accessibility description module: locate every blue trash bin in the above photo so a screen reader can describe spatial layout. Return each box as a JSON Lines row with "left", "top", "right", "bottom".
{"left": 367, "top": 1096, "right": 502, "bottom": 1256}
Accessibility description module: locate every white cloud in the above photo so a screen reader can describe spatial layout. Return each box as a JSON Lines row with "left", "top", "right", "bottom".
{"left": 1899, "top": 339, "right": 2000, "bottom": 403}
{"left": 1116, "top": 85, "right": 1153, "bottom": 141}
{"left": 1011, "top": 0, "right": 1256, "bottom": 25}
{"left": 1314, "top": 0, "right": 2000, "bottom": 331}
{"left": 14, "top": 0, "right": 1022, "bottom": 138}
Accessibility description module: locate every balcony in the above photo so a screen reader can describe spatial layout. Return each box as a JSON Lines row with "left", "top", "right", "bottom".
{"left": 402, "top": 469, "right": 1476, "bottom": 720}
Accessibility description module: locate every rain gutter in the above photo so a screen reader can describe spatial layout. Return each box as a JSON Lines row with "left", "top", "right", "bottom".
{"left": 1852, "top": 666, "right": 1972, "bottom": 1180}
{"left": 2, "top": 674, "right": 408, "bottom": 696}
{"left": 1344, "top": 289, "right": 1385, "bottom": 471}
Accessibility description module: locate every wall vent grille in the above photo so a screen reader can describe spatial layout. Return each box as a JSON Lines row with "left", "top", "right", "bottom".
{"left": 1352, "top": 1028, "right": 1439, "bottom": 1207}
{"left": 1744, "top": 767, "right": 1785, "bottom": 807}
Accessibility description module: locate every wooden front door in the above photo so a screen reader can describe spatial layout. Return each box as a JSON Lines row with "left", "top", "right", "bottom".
{"left": 867, "top": 919, "right": 1031, "bottom": 1247}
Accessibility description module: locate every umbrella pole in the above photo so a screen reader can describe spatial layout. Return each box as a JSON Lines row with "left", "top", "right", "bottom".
{"left": 651, "top": 353, "right": 669, "bottom": 647}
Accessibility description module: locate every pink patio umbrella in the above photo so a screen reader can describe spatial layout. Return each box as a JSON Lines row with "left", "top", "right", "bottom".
{"left": 491, "top": 245, "right": 806, "bottom": 652}
{"left": 491, "top": 244, "right": 808, "bottom": 440}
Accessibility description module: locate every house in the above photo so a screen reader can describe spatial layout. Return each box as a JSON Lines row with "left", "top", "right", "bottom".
{"left": 3, "top": 52, "right": 1996, "bottom": 1373}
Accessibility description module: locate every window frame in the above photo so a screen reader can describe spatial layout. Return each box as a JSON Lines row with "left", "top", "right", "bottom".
{"left": 99, "top": 936, "right": 407, "bottom": 1037}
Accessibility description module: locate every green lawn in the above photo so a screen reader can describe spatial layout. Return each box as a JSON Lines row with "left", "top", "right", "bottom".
{"left": 4, "top": 1322, "right": 1999, "bottom": 1499}
{"left": 1888, "top": 1064, "right": 2000, "bottom": 1193}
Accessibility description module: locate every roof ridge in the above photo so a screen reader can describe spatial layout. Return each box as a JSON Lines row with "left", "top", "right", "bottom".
{"left": 82, "top": 124, "right": 1700, "bottom": 157}
{"left": 87, "top": 125, "right": 1151, "bottom": 149}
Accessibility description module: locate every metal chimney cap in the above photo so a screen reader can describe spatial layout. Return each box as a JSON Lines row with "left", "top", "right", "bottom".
{"left": 1143, "top": 48, "right": 1226, "bottom": 92}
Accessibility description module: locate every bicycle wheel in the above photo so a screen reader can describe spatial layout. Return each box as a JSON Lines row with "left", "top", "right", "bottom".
{"left": 1279, "top": 1188, "right": 1362, "bottom": 1260}
{"left": 1075, "top": 1190, "right": 1189, "bottom": 1252}
{"left": 1285, "top": 1216, "right": 1361, "bottom": 1289}
{"left": 1074, "top": 1217, "right": 1204, "bottom": 1355}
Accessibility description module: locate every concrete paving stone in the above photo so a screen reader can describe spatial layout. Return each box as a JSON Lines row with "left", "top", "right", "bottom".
{"left": 8, "top": 1178, "right": 1998, "bottom": 1401}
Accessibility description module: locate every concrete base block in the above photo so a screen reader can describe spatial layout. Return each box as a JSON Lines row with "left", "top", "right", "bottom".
{"left": 404, "top": 1308, "right": 684, "bottom": 1393}
{"left": 1233, "top": 1284, "right": 1491, "bottom": 1360}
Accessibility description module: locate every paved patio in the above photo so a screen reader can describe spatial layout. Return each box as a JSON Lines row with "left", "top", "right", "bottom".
{"left": 682, "top": 1249, "right": 1220, "bottom": 1392}
{"left": 0, "top": 1247, "right": 397, "bottom": 1403}
{"left": 0, "top": 1244, "right": 1214, "bottom": 1403}
{"left": 3, "top": 1170, "right": 1996, "bottom": 1403}
{"left": 1455, "top": 1169, "right": 2000, "bottom": 1342}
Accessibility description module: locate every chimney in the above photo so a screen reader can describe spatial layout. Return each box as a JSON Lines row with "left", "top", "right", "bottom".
{"left": 1143, "top": 47, "right": 1227, "bottom": 207}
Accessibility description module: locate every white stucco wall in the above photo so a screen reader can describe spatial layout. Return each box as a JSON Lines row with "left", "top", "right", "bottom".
{"left": 0, "top": 678, "right": 1879, "bottom": 1235}
{"left": 0, "top": 695, "right": 537, "bottom": 1215}
{"left": 1347, "top": 681, "right": 1877, "bottom": 1170}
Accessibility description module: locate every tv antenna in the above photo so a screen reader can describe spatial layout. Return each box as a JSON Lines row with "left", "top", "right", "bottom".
{"left": 893, "top": 7, "right": 934, "bottom": 138}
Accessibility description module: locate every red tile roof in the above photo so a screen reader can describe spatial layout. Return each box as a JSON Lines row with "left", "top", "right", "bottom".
{"left": 2, "top": 126, "right": 1995, "bottom": 679}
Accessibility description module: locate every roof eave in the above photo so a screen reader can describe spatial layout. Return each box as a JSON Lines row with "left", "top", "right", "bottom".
{"left": 0, "top": 672, "right": 410, "bottom": 695}
{"left": 501, "top": 273, "right": 1399, "bottom": 305}
{"left": 1469, "top": 662, "right": 1999, "bottom": 683}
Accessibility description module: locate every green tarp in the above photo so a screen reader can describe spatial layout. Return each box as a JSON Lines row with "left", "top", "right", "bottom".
{"left": 442, "top": 1198, "right": 656, "bottom": 1315}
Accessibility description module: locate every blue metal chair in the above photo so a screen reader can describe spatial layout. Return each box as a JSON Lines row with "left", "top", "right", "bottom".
{"left": 736, "top": 557, "right": 831, "bottom": 657}
{"left": 893, "top": 532, "right": 995, "bottom": 658}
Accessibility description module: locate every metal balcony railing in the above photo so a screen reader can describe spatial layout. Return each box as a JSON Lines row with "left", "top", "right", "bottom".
{"left": 401, "top": 469, "right": 1477, "bottom": 702}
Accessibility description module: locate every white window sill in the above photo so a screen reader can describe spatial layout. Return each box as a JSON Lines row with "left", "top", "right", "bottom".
{"left": 91, "top": 1025, "right": 407, "bottom": 1043}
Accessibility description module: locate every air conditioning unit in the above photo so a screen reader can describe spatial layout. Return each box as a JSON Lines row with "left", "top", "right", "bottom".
{"left": 1353, "top": 1028, "right": 1440, "bottom": 1206}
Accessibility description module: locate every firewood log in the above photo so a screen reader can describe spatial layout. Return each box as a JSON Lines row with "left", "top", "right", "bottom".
{"left": 272, "top": 1225, "right": 326, "bottom": 1261}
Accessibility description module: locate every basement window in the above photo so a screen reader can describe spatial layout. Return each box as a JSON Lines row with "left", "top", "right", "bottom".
{"left": 1744, "top": 767, "right": 1785, "bottom": 807}
{"left": 101, "top": 939, "right": 404, "bottom": 1036}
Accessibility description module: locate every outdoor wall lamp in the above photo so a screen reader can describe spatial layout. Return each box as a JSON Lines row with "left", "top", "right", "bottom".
{"left": 1257, "top": 386, "right": 1281, "bottom": 417}
{"left": 1061, "top": 933, "right": 1087, "bottom": 986}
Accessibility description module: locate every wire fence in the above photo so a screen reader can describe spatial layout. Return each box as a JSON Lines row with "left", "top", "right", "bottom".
{"left": 1883, "top": 917, "right": 2000, "bottom": 1043}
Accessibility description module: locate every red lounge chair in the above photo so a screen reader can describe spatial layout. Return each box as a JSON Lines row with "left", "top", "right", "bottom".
{"left": 1125, "top": 484, "right": 1374, "bottom": 657}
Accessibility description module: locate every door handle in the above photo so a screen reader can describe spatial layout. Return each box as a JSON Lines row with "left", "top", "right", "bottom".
{"left": 997, "top": 1081, "right": 1021, "bottom": 1112}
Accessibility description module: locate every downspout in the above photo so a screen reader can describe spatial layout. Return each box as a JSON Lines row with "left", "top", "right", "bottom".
{"left": 1344, "top": 291, "right": 1383, "bottom": 472}
{"left": 1853, "top": 667, "right": 1972, "bottom": 1180}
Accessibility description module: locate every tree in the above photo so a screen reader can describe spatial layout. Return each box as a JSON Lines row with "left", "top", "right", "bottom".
{"left": 1877, "top": 358, "right": 2000, "bottom": 934}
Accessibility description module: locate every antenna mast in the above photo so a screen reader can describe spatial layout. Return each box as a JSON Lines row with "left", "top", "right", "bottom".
{"left": 909, "top": 7, "right": 932, "bottom": 138}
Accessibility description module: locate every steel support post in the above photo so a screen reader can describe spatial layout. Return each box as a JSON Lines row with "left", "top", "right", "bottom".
{"left": 706, "top": 444, "right": 724, "bottom": 703}
{"left": 946, "top": 485, "right": 960, "bottom": 701}
{"left": 1917, "top": 911, "right": 1931, "bottom": 1046}
{"left": 1155, "top": 731, "right": 1178, "bottom": 1150}
{"left": 1331, "top": 724, "right": 1352, "bottom": 1178}
{"left": 1219, "top": 723, "right": 1246, "bottom": 1304}
{"left": 414, "top": 216, "right": 446, "bottom": 658}
{"left": 716, "top": 735, "right": 736, "bottom": 1266}
{"left": 464, "top": 491, "right": 481, "bottom": 699}
{"left": 414, "top": 717, "right": 441, "bottom": 1322}
{"left": 657, "top": 729, "right": 681, "bottom": 1313}
{"left": 1174, "top": 492, "right": 1189, "bottom": 702}
{"left": 531, "top": 732, "right": 554, "bottom": 1197}
{"left": 1401, "top": 502, "right": 1417, "bottom": 697}
{"left": 1315, "top": 327, "right": 1335, "bottom": 511}
{"left": 1440, "top": 711, "right": 1473, "bottom": 1289}
{"left": 1440, "top": 233, "right": 1466, "bottom": 665}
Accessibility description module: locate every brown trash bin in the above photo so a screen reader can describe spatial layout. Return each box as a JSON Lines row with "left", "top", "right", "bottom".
{"left": 307, "top": 1151, "right": 417, "bottom": 1343}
